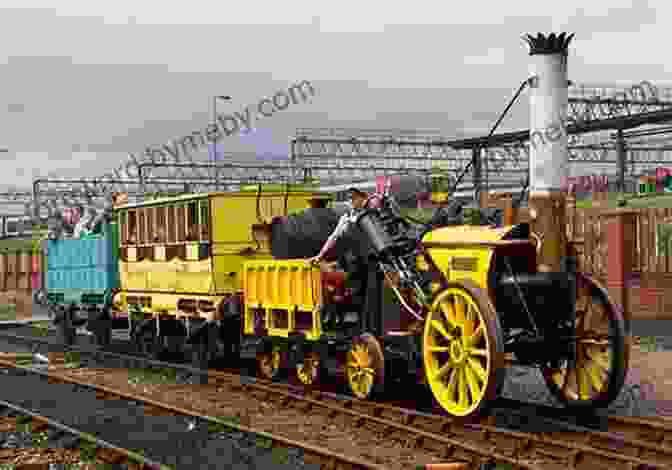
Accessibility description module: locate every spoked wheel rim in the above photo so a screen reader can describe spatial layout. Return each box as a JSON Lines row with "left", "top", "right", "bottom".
{"left": 423, "top": 282, "right": 504, "bottom": 418}
{"left": 296, "top": 352, "right": 320, "bottom": 386}
{"left": 257, "top": 347, "right": 282, "bottom": 380}
{"left": 541, "top": 273, "right": 627, "bottom": 408}
{"left": 346, "top": 334, "right": 384, "bottom": 400}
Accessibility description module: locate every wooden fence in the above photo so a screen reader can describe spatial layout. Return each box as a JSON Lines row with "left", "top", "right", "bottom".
{"left": 567, "top": 206, "right": 672, "bottom": 277}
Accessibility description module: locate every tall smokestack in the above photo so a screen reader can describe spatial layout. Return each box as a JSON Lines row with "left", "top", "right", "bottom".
{"left": 524, "top": 32, "right": 574, "bottom": 271}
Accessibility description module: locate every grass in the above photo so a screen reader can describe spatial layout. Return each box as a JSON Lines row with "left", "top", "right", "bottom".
{"left": 576, "top": 192, "right": 672, "bottom": 209}
{"left": 637, "top": 336, "right": 664, "bottom": 353}
{"left": 0, "top": 304, "right": 16, "bottom": 321}
{"left": 61, "top": 351, "right": 81, "bottom": 369}
{"left": 127, "top": 367, "right": 178, "bottom": 385}
{"left": 31, "top": 321, "right": 50, "bottom": 336}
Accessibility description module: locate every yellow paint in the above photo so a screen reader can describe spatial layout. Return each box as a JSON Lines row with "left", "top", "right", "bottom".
{"left": 420, "top": 225, "right": 514, "bottom": 289}
{"left": 115, "top": 291, "right": 225, "bottom": 319}
{"left": 121, "top": 258, "right": 213, "bottom": 293}
{"left": 423, "top": 287, "right": 493, "bottom": 417}
{"left": 427, "top": 247, "right": 493, "bottom": 289}
{"left": 422, "top": 225, "right": 515, "bottom": 244}
{"left": 242, "top": 260, "right": 323, "bottom": 340}
{"left": 210, "top": 191, "right": 326, "bottom": 293}
{"left": 116, "top": 190, "right": 330, "bottom": 323}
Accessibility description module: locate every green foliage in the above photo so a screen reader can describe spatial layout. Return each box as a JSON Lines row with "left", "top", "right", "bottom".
{"left": 15, "top": 415, "right": 31, "bottom": 433}
{"left": 31, "top": 321, "right": 49, "bottom": 337}
{"left": 127, "top": 367, "right": 177, "bottom": 385}
{"left": 272, "top": 447, "right": 290, "bottom": 465}
{"left": 256, "top": 436, "right": 273, "bottom": 449}
{"left": 207, "top": 416, "right": 241, "bottom": 433}
{"left": 64, "top": 351, "right": 81, "bottom": 369}
{"left": 639, "top": 336, "right": 662, "bottom": 352}
{"left": 657, "top": 223, "right": 672, "bottom": 257}
{"left": 32, "top": 430, "right": 49, "bottom": 447}
{"left": 0, "top": 304, "right": 16, "bottom": 320}
{"left": 400, "top": 207, "right": 434, "bottom": 223}
{"left": 463, "top": 208, "right": 483, "bottom": 225}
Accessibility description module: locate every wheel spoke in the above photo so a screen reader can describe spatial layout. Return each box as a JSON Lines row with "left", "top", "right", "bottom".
{"left": 430, "top": 319, "right": 453, "bottom": 342}
{"left": 446, "top": 369, "right": 458, "bottom": 400}
{"left": 458, "top": 368, "right": 469, "bottom": 408}
{"left": 577, "top": 366, "right": 591, "bottom": 400}
{"left": 467, "top": 324, "right": 484, "bottom": 347}
{"left": 464, "top": 363, "right": 482, "bottom": 401}
{"left": 470, "top": 348, "right": 488, "bottom": 357}
{"left": 434, "top": 360, "right": 456, "bottom": 381}
{"left": 439, "top": 302, "right": 456, "bottom": 328}
{"left": 427, "top": 346, "right": 450, "bottom": 353}
{"left": 585, "top": 362, "right": 605, "bottom": 393}
{"left": 467, "top": 357, "right": 487, "bottom": 383}
{"left": 453, "top": 297, "right": 466, "bottom": 327}
{"left": 563, "top": 368, "right": 579, "bottom": 400}
{"left": 462, "top": 305, "right": 475, "bottom": 340}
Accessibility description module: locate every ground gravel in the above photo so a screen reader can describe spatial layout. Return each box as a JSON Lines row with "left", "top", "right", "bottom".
{"left": 0, "top": 368, "right": 316, "bottom": 469}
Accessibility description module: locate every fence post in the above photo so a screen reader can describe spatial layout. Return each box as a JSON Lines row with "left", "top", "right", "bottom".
{"left": 600, "top": 209, "right": 637, "bottom": 333}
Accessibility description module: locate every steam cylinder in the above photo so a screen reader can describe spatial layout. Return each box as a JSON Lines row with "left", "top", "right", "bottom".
{"left": 355, "top": 210, "right": 394, "bottom": 255}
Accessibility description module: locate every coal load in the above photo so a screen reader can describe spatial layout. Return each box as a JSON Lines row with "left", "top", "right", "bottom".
{"left": 270, "top": 208, "right": 369, "bottom": 260}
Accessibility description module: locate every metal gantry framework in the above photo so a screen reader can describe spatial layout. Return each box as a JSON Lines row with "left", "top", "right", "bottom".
{"left": 291, "top": 91, "right": 672, "bottom": 194}
{"left": 2, "top": 82, "right": 672, "bottom": 220}
{"left": 27, "top": 176, "right": 292, "bottom": 221}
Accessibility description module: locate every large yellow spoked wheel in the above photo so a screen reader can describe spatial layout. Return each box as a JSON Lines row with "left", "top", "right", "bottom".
{"left": 540, "top": 273, "right": 628, "bottom": 409}
{"left": 423, "top": 281, "right": 505, "bottom": 418}
{"left": 295, "top": 352, "right": 321, "bottom": 386}
{"left": 345, "top": 334, "right": 385, "bottom": 400}
{"left": 257, "top": 346, "right": 284, "bottom": 380}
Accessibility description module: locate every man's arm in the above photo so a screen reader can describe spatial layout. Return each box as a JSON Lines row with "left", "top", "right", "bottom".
{"left": 314, "top": 213, "right": 352, "bottom": 260}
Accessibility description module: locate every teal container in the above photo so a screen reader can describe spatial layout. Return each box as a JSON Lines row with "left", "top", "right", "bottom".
{"left": 45, "top": 222, "right": 120, "bottom": 306}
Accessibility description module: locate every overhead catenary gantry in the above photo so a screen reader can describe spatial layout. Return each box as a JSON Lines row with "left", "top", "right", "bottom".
{"left": 27, "top": 176, "right": 291, "bottom": 221}
{"left": 292, "top": 100, "right": 672, "bottom": 196}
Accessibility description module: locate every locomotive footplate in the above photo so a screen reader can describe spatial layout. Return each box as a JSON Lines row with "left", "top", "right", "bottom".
{"left": 382, "top": 333, "right": 422, "bottom": 379}
{"left": 506, "top": 329, "right": 577, "bottom": 366}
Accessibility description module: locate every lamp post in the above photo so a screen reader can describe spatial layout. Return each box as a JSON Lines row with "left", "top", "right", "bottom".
{"left": 212, "top": 95, "right": 231, "bottom": 190}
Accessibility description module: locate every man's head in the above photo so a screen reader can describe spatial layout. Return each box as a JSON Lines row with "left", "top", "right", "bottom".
{"left": 347, "top": 187, "right": 368, "bottom": 209}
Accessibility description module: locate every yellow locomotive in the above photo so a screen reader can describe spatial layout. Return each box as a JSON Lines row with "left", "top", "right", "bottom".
{"left": 108, "top": 186, "right": 627, "bottom": 419}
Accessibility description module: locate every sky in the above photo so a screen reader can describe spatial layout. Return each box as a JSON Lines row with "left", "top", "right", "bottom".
{"left": 0, "top": 0, "right": 669, "bottom": 192}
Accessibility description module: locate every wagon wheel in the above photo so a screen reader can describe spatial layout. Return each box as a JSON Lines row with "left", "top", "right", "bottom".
{"left": 423, "top": 281, "right": 505, "bottom": 418}
{"left": 540, "top": 273, "right": 628, "bottom": 409}
{"left": 295, "top": 352, "right": 321, "bottom": 386}
{"left": 257, "top": 346, "right": 284, "bottom": 380}
{"left": 345, "top": 333, "right": 385, "bottom": 400}
{"left": 135, "top": 327, "right": 162, "bottom": 360}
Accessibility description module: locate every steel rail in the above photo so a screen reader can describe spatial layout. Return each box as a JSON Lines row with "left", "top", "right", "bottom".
{"left": 0, "top": 396, "right": 169, "bottom": 469}
{"left": 0, "top": 328, "right": 670, "bottom": 469}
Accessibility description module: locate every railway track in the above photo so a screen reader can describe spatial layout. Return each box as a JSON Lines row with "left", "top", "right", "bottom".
{"left": 0, "top": 342, "right": 395, "bottom": 469}
{"left": 0, "top": 396, "right": 168, "bottom": 468}
{"left": 0, "top": 327, "right": 671, "bottom": 469}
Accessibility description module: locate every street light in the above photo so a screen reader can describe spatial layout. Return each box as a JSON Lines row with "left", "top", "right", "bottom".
{"left": 212, "top": 95, "right": 231, "bottom": 190}
{"left": 212, "top": 95, "right": 231, "bottom": 160}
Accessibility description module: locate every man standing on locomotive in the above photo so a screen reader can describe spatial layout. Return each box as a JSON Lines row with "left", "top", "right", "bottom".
{"left": 307, "top": 187, "right": 382, "bottom": 266}
{"left": 306, "top": 187, "right": 382, "bottom": 328}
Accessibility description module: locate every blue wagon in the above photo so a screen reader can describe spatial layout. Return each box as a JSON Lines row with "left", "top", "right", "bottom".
{"left": 45, "top": 222, "right": 120, "bottom": 345}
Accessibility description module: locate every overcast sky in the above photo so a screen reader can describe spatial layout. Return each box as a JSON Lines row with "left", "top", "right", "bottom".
{"left": 0, "top": 0, "right": 669, "bottom": 191}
